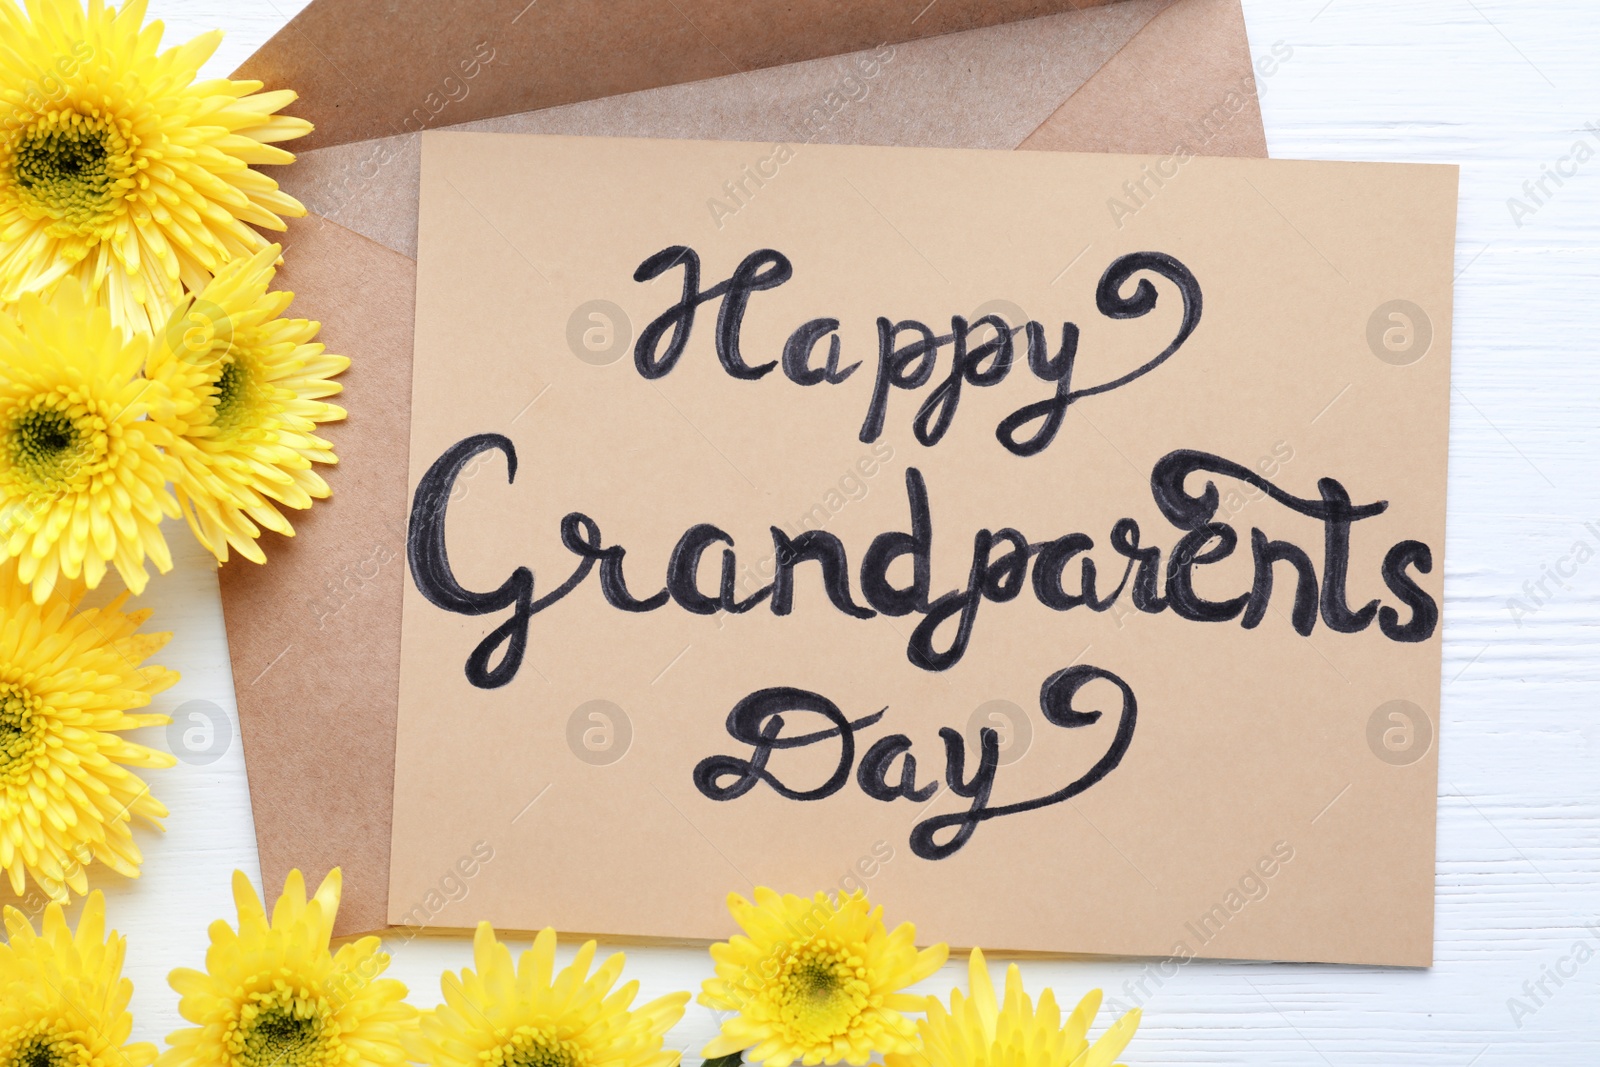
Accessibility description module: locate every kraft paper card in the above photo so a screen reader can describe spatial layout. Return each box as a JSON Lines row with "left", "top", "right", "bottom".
{"left": 220, "top": 0, "right": 1271, "bottom": 937}
{"left": 388, "top": 131, "right": 1457, "bottom": 966}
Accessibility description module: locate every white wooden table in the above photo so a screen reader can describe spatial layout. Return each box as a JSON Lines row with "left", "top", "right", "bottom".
{"left": 97, "top": 1, "right": 1600, "bottom": 1061}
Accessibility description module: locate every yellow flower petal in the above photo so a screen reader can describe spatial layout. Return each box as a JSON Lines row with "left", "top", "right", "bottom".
{"left": 146, "top": 245, "right": 345, "bottom": 565}
{"left": 0, "top": 0, "right": 310, "bottom": 334}
{"left": 0, "top": 557, "right": 176, "bottom": 901}
{"left": 0, "top": 893, "right": 157, "bottom": 1067}
{"left": 885, "top": 949, "right": 1141, "bottom": 1067}
{"left": 0, "top": 280, "right": 180, "bottom": 599}
{"left": 409, "top": 922, "right": 689, "bottom": 1067}
{"left": 161, "top": 868, "right": 415, "bottom": 1067}
{"left": 700, "top": 888, "right": 949, "bottom": 1067}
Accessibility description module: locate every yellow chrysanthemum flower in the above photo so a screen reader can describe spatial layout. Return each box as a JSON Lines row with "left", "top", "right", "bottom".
{"left": 886, "top": 949, "right": 1140, "bottom": 1067}
{"left": 409, "top": 923, "right": 689, "bottom": 1067}
{"left": 0, "top": 558, "right": 176, "bottom": 901}
{"left": 699, "top": 889, "right": 949, "bottom": 1067}
{"left": 0, "top": 0, "right": 311, "bottom": 333}
{"left": 146, "top": 244, "right": 347, "bottom": 564}
{"left": 162, "top": 869, "right": 414, "bottom": 1067}
{"left": 0, "top": 279, "right": 179, "bottom": 600}
{"left": 0, "top": 892, "right": 157, "bottom": 1067}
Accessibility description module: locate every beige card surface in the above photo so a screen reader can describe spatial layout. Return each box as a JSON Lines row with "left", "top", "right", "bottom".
{"left": 391, "top": 132, "right": 1456, "bottom": 966}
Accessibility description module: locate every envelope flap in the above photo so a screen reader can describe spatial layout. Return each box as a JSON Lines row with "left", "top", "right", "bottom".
{"left": 274, "top": 0, "right": 1173, "bottom": 260}
{"left": 220, "top": 215, "right": 417, "bottom": 937}
{"left": 235, "top": 0, "right": 1129, "bottom": 151}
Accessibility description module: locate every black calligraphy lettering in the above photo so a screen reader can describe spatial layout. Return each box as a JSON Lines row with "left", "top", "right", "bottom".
{"left": 1243, "top": 530, "right": 1319, "bottom": 635}
{"left": 770, "top": 528, "right": 876, "bottom": 619}
{"left": 782, "top": 317, "right": 860, "bottom": 385}
{"left": 860, "top": 318, "right": 940, "bottom": 443}
{"left": 860, "top": 468, "right": 933, "bottom": 616}
{"left": 693, "top": 688, "right": 886, "bottom": 800}
{"left": 857, "top": 734, "right": 939, "bottom": 802}
{"left": 1378, "top": 540, "right": 1438, "bottom": 642}
{"left": 907, "top": 663, "right": 1138, "bottom": 860}
{"left": 996, "top": 321, "right": 1078, "bottom": 457}
{"left": 908, "top": 528, "right": 1029, "bottom": 672}
{"left": 913, "top": 315, "right": 1014, "bottom": 446}
{"left": 633, "top": 246, "right": 791, "bottom": 379}
{"left": 1165, "top": 522, "right": 1249, "bottom": 622}
{"left": 407, "top": 434, "right": 592, "bottom": 689}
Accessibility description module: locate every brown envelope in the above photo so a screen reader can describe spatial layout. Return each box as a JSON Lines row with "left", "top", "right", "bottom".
{"left": 241, "top": 0, "right": 1154, "bottom": 154}
{"left": 223, "top": 0, "right": 1269, "bottom": 936}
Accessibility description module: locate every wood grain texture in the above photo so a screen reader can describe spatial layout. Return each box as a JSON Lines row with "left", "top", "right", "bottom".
{"left": 40, "top": 0, "right": 1599, "bottom": 1062}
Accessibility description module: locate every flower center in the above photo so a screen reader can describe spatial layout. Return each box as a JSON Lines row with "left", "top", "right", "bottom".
{"left": 765, "top": 938, "right": 873, "bottom": 1045}
{"left": 215, "top": 359, "right": 246, "bottom": 420}
{"left": 247, "top": 1014, "right": 312, "bottom": 1061}
{"left": 225, "top": 988, "right": 341, "bottom": 1067}
{"left": 484, "top": 1027, "right": 587, "bottom": 1067}
{"left": 0, "top": 1022, "right": 90, "bottom": 1067}
{"left": 210, "top": 355, "right": 267, "bottom": 437}
{"left": 4, "top": 395, "right": 108, "bottom": 492}
{"left": 16, "top": 1038, "right": 61, "bottom": 1067}
{"left": 7, "top": 108, "right": 136, "bottom": 240}
{"left": 20, "top": 409, "right": 74, "bottom": 456}
{"left": 0, "top": 683, "right": 46, "bottom": 781}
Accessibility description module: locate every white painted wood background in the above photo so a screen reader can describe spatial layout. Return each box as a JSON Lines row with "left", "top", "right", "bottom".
{"left": 61, "top": 0, "right": 1600, "bottom": 1061}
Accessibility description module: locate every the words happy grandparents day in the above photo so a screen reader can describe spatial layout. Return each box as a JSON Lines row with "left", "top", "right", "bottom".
{"left": 406, "top": 244, "right": 1440, "bottom": 861}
